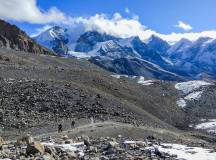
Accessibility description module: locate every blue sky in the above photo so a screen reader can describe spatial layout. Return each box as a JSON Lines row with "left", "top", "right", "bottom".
{"left": 37, "top": 0, "right": 216, "bottom": 33}
{"left": 1, "top": 0, "right": 216, "bottom": 43}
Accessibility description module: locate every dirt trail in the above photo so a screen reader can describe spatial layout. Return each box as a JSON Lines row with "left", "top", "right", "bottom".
{"left": 36, "top": 121, "right": 200, "bottom": 144}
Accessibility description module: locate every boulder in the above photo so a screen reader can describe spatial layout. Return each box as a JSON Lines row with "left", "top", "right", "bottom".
{"left": 45, "top": 146, "right": 57, "bottom": 158}
{"left": 65, "top": 139, "right": 73, "bottom": 144}
{"left": 43, "top": 153, "right": 55, "bottom": 160}
{"left": 108, "top": 141, "right": 119, "bottom": 148}
{"left": 16, "top": 134, "right": 34, "bottom": 146}
{"left": 100, "top": 156, "right": 109, "bottom": 160}
{"left": 61, "top": 135, "right": 69, "bottom": 140}
{"left": 84, "top": 139, "right": 91, "bottom": 147}
{"left": 26, "top": 141, "right": 45, "bottom": 155}
{"left": 0, "top": 137, "right": 5, "bottom": 149}
{"left": 67, "top": 151, "right": 77, "bottom": 159}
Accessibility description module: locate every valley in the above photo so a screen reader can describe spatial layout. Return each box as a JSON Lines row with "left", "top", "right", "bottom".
{"left": 0, "top": 19, "right": 215, "bottom": 159}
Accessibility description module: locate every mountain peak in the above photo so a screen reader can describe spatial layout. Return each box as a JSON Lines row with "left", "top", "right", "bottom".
{"left": 178, "top": 38, "right": 192, "bottom": 43}
{"left": 167, "top": 38, "right": 192, "bottom": 55}
{"left": 75, "top": 31, "right": 118, "bottom": 52}
{"left": 148, "top": 34, "right": 162, "bottom": 41}
{"left": 195, "top": 37, "right": 212, "bottom": 44}
{"left": 147, "top": 35, "right": 170, "bottom": 55}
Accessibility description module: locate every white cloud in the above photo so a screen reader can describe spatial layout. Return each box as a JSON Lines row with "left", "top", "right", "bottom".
{"left": 1, "top": 0, "right": 216, "bottom": 44}
{"left": 0, "top": 0, "right": 71, "bottom": 24}
{"left": 175, "top": 21, "right": 193, "bottom": 31}
{"left": 31, "top": 25, "right": 53, "bottom": 37}
{"left": 77, "top": 13, "right": 152, "bottom": 39}
{"left": 67, "top": 13, "right": 216, "bottom": 44}
{"left": 125, "top": 8, "right": 130, "bottom": 14}
{"left": 157, "top": 31, "right": 216, "bottom": 43}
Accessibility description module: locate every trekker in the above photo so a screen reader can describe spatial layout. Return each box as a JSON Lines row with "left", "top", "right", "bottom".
{"left": 71, "top": 120, "right": 75, "bottom": 129}
{"left": 58, "top": 124, "right": 63, "bottom": 133}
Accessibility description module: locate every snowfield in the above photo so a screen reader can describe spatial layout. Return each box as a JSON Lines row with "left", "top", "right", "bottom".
{"left": 68, "top": 51, "right": 91, "bottom": 59}
{"left": 175, "top": 80, "right": 212, "bottom": 94}
{"left": 111, "top": 74, "right": 129, "bottom": 79}
{"left": 176, "top": 98, "right": 187, "bottom": 108}
{"left": 137, "top": 76, "right": 154, "bottom": 86}
{"left": 184, "top": 91, "right": 203, "bottom": 100}
{"left": 158, "top": 143, "right": 216, "bottom": 160}
{"left": 111, "top": 75, "right": 155, "bottom": 86}
{"left": 42, "top": 141, "right": 85, "bottom": 157}
{"left": 194, "top": 119, "right": 216, "bottom": 134}
{"left": 175, "top": 81, "right": 212, "bottom": 108}
{"left": 124, "top": 141, "right": 216, "bottom": 160}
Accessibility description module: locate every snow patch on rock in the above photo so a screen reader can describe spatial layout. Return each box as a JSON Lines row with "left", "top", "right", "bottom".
{"left": 137, "top": 76, "right": 154, "bottom": 86}
{"left": 42, "top": 141, "right": 85, "bottom": 157}
{"left": 175, "top": 81, "right": 212, "bottom": 108}
{"left": 68, "top": 51, "right": 91, "bottom": 59}
{"left": 176, "top": 98, "right": 187, "bottom": 108}
{"left": 111, "top": 74, "right": 129, "bottom": 79}
{"left": 111, "top": 75, "right": 154, "bottom": 86}
{"left": 184, "top": 91, "right": 203, "bottom": 100}
{"left": 175, "top": 81, "right": 212, "bottom": 94}
{"left": 194, "top": 119, "right": 216, "bottom": 134}
{"left": 158, "top": 143, "right": 216, "bottom": 160}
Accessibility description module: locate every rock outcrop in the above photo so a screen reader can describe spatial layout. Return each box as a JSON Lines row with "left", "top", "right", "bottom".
{"left": 0, "top": 19, "right": 52, "bottom": 55}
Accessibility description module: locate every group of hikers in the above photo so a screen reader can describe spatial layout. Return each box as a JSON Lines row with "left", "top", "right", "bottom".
{"left": 58, "top": 120, "right": 76, "bottom": 133}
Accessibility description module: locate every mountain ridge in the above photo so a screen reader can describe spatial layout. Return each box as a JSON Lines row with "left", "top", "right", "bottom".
{"left": 0, "top": 19, "right": 53, "bottom": 55}
{"left": 34, "top": 25, "right": 216, "bottom": 81}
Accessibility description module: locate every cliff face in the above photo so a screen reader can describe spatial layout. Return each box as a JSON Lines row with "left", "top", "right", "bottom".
{"left": 0, "top": 19, "right": 53, "bottom": 55}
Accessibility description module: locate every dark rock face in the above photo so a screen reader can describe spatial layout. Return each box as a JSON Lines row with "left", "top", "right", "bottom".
{"left": 90, "top": 57, "right": 184, "bottom": 81}
{"left": 47, "top": 26, "right": 70, "bottom": 56}
{"left": 0, "top": 19, "right": 52, "bottom": 55}
{"left": 75, "top": 32, "right": 182, "bottom": 81}
{"left": 131, "top": 37, "right": 169, "bottom": 67}
{"left": 147, "top": 35, "right": 170, "bottom": 55}
{"left": 75, "top": 31, "right": 118, "bottom": 52}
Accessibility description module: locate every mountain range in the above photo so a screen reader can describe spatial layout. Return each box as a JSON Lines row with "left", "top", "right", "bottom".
{"left": 34, "top": 26, "right": 216, "bottom": 81}
{"left": 0, "top": 19, "right": 216, "bottom": 157}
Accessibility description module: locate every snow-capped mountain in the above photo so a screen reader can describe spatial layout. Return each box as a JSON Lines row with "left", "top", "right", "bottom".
{"left": 166, "top": 37, "right": 216, "bottom": 78}
{"left": 75, "top": 31, "right": 118, "bottom": 53}
{"left": 167, "top": 38, "right": 192, "bottom": 56}
{"left": 34, "top": 25, "right": 216, "bottom": 80}
{"left": 33, "top": 26, "right": 84, "bottom": 56}
{"left": 146, "top": 35, "right": 171, "bottom": 56}
{"left": 74, "top": 31, "right": 183, "bottom": 80}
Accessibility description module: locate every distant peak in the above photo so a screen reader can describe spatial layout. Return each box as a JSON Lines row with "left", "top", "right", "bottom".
{"left": 52, "top": 26, "right": 62, "bottom": 29}
{"left": 83, "top": 30, "right": 103, "bottom": 36}
{"left": 147, "top": 35, "right": 169, "bottom": 45}
{"left": 175, "top": 38, "right": 192, "bottom": 45}
{"left": 196, "top": 37, "right": 212, "bottom": 43}
{"left": 131, "top": 36, "right": 141, "bottom": 41}
{"left": 149, "top": 34, "right": 162, "bottom": 41}
{"left": 179, "top": 38, "right": 191, "bottom": 42}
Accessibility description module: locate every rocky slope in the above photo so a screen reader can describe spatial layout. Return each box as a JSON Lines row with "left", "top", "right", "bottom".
{"left": 0, "top": 19, "right": 52, "bottom": 55}
{"left": 1, "top": 47, "right": 216, "bottom": 139}
{"left": 0, "top": 48, "right": 186, "bottom": 139}
{"left": 0, "top": 21, "right": 216, "bottom": 151}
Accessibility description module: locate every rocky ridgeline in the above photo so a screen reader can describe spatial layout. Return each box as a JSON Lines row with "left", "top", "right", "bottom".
{"left": 0, "top": 135, "right": 179, "bottom": 160}
{"left": 0, "top": 19, "right": 52, "bottom": 55}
